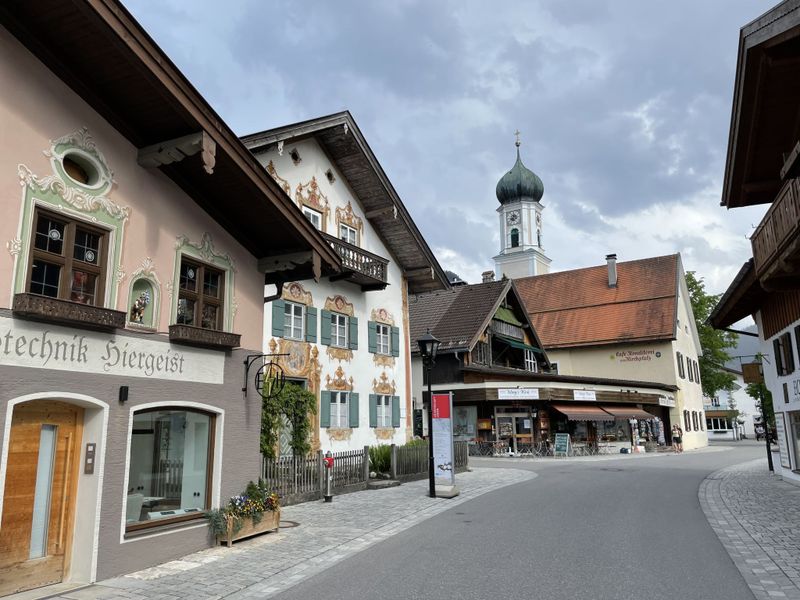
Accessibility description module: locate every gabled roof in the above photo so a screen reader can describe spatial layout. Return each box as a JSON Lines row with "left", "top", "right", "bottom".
{"left": 409, "top": 279, "right": 547, "bottom": 358}
{"left": 241, "top": 112, "right": 449, "bottom": 294}
{"left": 0, "top": 0, "right": 340, "bottom": 276}
{"left": 516, "top": 255, "right": 680, "bottom": 349}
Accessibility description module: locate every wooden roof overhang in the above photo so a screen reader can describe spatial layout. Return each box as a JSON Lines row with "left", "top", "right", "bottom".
{"left": 241, "top": 112, "right": 450, "bottom": 294}
{"left": 0, "top": 0, "right": 341, "bottom": 284}
{"left": 722, "top": 0, "right": 800, "bottom": 208}
{"left": 709, "top": 259, "right": 765, "bottom": 329}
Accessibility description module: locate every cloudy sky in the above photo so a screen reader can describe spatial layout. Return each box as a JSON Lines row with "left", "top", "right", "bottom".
{"left": 127, "top": 0, "right": 770, "bottom": 296}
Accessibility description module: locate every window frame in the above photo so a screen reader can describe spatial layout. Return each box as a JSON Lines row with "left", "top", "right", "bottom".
{"left": 376, "top": 394, "right": 392, "bottom": 428}
{"left": 302, "top": 206, "right": 322, "bottom": 230}
{"left": 676, "top": 352, "right": 685, "bottom": 379}
{"left": 524, "top": 349, "right": 537, "bottom": 372}
{"left": 27, "top": 207, "right": 108, "bottom": 306}
{"left": 339, "top": 223, "right": 358, "bottom": 246}
{"left": 510, "top": 228, "right": 520, "bottom": 248}
{"left": 329, "top": 391, "right": 350, "bottom": 428}
{"left": 284, "top": 301, "right": 305, "bottom": 340}
{"left": 124, "top": 407, "right": 216, "bottom": 533}
{"left": 331, "top": 313, "right": 349, "bottom": 348}
{"left": 176, "top": 257, "right": 225, "bottom": 330}
{"left": 376, "top": 323, "right": 390, "bottom": 356}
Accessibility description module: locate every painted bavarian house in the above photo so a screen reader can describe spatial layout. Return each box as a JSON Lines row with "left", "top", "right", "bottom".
{"left": 0, "top": 2, "right": 340, "bottom": 595}
{"left": 242, "top": 113, "right": 448, "bottom": 454}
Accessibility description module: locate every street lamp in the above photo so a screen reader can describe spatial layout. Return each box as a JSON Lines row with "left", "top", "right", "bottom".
{"left": 417, "top": 329, "right": 440, "bottom": 498}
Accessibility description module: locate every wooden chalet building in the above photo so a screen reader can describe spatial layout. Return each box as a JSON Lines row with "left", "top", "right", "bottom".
{"left": 710, "top": 0, "right": 800, "bottom": 483}
{"left": 410, "top": 279, "right": 677, "bottom": 455}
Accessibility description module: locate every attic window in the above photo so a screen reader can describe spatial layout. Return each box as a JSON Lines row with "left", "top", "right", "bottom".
{"left": 326, "top": 169, "right": 336, "bottom": 184}
{"left": 289, "top": 149, "right": 301, "bottom": 165}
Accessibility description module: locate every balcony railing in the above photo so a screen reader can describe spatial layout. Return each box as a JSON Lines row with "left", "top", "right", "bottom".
{"left": 322, "top": 232, "right": 389, "bottom": 290}
{"left": 751, "top": 177, "right": 800, "bottom": 283}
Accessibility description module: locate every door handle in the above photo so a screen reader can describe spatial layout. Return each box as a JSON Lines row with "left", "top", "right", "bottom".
{"left": 57, "top": 432, "right": 72, "bottom": 550}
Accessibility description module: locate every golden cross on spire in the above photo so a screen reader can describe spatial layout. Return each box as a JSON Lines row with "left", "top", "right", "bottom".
{"left": 514, "top": 129, "right": 521, "bottom": 147}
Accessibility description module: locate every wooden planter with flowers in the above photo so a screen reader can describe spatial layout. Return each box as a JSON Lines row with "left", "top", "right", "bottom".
{"left": 207, "top": 480, "right": 281, "bottom": 547}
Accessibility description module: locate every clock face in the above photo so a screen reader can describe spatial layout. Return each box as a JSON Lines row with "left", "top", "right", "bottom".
{"left": 506, "top": 211, "right": 520, "bottom": 225}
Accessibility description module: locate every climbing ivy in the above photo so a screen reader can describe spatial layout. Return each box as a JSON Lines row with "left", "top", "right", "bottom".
{"left": 261, "top": 382, "right": 317, "bottom": 458}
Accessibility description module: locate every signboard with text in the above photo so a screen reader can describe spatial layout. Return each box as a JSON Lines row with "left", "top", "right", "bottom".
{"left": 498, "top": 388, "right": 539, "bottom": 400}
{"left": 573, "top": 390, "right": 596, "bottom": 401}
{"left": 554, "top": 433, "right": 570, "bottom": 457}
{"left": 432, "top": 393, "right": 456, "bottom": 485}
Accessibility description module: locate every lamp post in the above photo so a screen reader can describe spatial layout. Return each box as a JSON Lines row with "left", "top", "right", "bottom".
{"left": 417, "top": 329, "right": 440, "bottom": 498}
{"left": 758, "top": 385, "right": 774, "bottom": 472}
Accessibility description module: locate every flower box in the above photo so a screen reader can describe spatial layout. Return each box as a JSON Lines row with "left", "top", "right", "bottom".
{"left": 222, "top": 508, "right": 280, "bottom": 547}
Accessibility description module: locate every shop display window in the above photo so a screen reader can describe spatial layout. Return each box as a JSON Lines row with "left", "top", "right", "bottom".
{"left": 126, "top": 408, "right": 213, "bottom": 531}
{"left": 598, "top": 420, "right": 631, "bottom": 442}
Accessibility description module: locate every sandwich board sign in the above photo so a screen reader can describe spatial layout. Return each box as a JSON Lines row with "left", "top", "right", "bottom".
{"left": 554, "top": 433, "right": 570, "bottom": 457}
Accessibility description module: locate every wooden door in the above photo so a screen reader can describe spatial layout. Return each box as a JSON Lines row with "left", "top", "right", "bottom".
{"left": 0, "top": 401, "right": 83, "bottom": 596}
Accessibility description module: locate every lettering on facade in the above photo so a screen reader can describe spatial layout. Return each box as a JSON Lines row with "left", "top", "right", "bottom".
{"left": 0, "top": 316, "right": 223, "bottom": 383}
{"left": 614, "top": 349, "right": 659, "bottom": 363}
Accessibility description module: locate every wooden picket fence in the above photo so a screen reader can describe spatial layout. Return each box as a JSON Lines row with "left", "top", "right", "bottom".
{"left": 393, "top": 441, "right": 468, "bottom": 481}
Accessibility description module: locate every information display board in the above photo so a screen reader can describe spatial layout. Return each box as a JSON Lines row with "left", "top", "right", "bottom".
{"left": 554, "top": 433, "right": 570, "bottom": 457}
{"left": 775, "top": 412, "right": 791, "bottom": 469}
{"left": 432, "top": 393, "right": 456, "bottom": 485}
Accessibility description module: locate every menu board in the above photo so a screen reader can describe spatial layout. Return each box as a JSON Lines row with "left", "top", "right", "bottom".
{"left": 554, "top": 433, "right": 570, "bottom": 457}
{"left": 775, "top": 412, "right": 791, "bottom": 469}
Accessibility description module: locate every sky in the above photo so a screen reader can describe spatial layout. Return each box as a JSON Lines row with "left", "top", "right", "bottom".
{"left": 126, "top": 0, "right": 771, "bottom": 296}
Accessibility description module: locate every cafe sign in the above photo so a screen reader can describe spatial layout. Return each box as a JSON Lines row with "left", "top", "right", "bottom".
{"left": 573, "top": 390, "right": 596, "bottom": 401}
{"left": 0, "top": 315, "right": 224, "bottom": 384}
{"left": 498, "top": 388, "right": 539, "bottom": 400}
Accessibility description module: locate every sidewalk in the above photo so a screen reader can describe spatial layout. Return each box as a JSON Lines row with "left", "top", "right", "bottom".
{"left": 55, "top": 468, "right": 535, "bottom": 600}
{"left": 700, "top": 458, "right": 800, "bottom": 600}
{"left": 472, "top": 442, "right": 728, "bottom": 464}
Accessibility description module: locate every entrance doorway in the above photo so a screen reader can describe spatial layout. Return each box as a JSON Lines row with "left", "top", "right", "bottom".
{"left": 0, "top": 401, "right": 83, "bottom": 596}
{"left": 495, "top": 408, "right": 533, "bottom": 453}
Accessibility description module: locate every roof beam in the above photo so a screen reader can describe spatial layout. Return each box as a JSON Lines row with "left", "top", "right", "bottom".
{"left": 365, "top": 205, "right": 396, "bottom": 219}
{"left": 138, "top": 131, "right": 216, "bottom": 174}
{"left": 406, "top": 266, "right": 434, "bottom": 278}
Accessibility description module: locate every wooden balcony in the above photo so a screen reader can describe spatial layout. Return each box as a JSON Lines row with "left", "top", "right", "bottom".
{"left": 751, "top": 177, "right": 800, "bottom": 289}
{"left": 323, "top": 233, "right": 389, "bottom": 291}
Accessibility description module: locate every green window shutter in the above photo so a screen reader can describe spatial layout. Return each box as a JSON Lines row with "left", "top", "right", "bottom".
{"left": 320, "top": 310, "right": 332, "bottom": 346}
{"left": 368, "top": 321, "right": 378, "bottom": 354}
{"left": 391, "top": 395, "right": 401, "bottom": 428}
{"left": 369, "top": 394, "right": 378, "bottom": 428}
{"left": 349, "top": 392, "right": 360, "bottom": 428}
{"left": 271, "top": 299, "right": 285, "bottom": 338}
{"left": 320, "top": 391, "right": 331, "bottom": 428}
{"left": 348, "top": 316, "right": 359, "bottom": 350}
{"left": 305, "top": 307, "right": 317, "bottom": 343}
{"left": 390, "top": 326, "right": 400, "bottom": 357}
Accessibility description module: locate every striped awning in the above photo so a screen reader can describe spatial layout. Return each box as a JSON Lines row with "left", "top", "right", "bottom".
{"left": 601, "top": 406, "right": 655, "bottom": 420}
{"left": 551, "top": 404, "right": 614, "bottom": 421}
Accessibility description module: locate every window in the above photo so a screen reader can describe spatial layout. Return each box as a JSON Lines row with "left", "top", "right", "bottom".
{"left": 331, "top": 313, "right": 348, "bottom": 348}
{"left": 376, "top": 323, "right": 390, "bottom": 355}
{"left": 330, "top": 392, "right": 349, "bottom": 428}
{"left": 550, "top": 362, "right": 559, "bottom": 374}
{"left": 177, "top": 258, "right": 224, "bottom": 329}
{"left": 683, "top": 410, "right": 690, "bottom": 431}
{"left": 688, "top": 358, "right": 694, "bottom": 382}
{"left": 694, "top": 360, "right": 701, "bottom": 384}
{"left": 773, "top": 332, "right": 795, "bottom": 376}
{"left": 376, "top": 395, "right": 392, "bottom": 427}
{"left": 708, "top": 417, "right": 731, "bottom": 430}
{"left": 284, "top": 302, "right": 305, "bottom": 340}
{"left": 676, "top": 352, "right": 685, "bottom": 378}
{"left": 302, "top": 206, "right": 322, "bottom": 230}
{"left": 27, "top": 208, "right": 107, "bottom": 305}
{"left": 711, "top": 396, "right": 720, "bottom": 407}
{"left": 473, "top": 341, "right": 490, "bottom": 365}
{"left": 339, "top": 223, "right": 358, "bottom": 246}
{"left": 510, "top": 228, "right": 520, "bottom": 248}
{"left": 692, "top": 411, "right": 698, "bottom": 431}
{"left": 125, "top": 408, "right": 213, "bottom": 531}
{"left": 524, "top": 349, "right": 537, "bottom": 372}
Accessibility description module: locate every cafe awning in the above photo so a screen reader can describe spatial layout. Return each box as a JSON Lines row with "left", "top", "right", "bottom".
{"left": 551, "top": 404, "right": 614, "bottom": 421}
{"left": 495, "top": 334, "right": 544, "bottom": 354}
{"left": 601, "top": 406, "right": 655, "bottom": 420}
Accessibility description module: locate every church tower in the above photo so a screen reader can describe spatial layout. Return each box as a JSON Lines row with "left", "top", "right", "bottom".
{"left": 492, "top": 134, "right": 551, "bottom": 279}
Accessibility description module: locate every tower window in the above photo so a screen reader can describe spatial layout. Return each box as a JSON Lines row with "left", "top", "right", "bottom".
{"left": 510, "top": 228, "right": 520, "bottom": 248}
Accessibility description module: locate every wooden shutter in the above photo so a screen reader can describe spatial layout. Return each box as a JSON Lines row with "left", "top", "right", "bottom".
{"left": 271, "top": 299, "right": 285, "bottom": 338}
{"left": 688, "top": 359, "right": 693, "bottom": 382}
{"left": 368, "top": 321, "right": 377, "bottom": 354}
{"left": 320, "top": 309, "right": 332, "bottom": 346}
{"left": 369, "top": 394, "right": 378, "bottom": 427}
{"left": 348, "top": 316, "right": 359, "bottom": 350}
{"left": 349, "top": 392, "right": 360, "bottom": 428}
{"left": 774, "top": 338, "right": 785, "bottom": 376}
{"left": 783, "top": 332, "right": 795, "bottom": 374}
{"left": 390, "top": 326, "right": 400, "bottom": 357}
{"left": 320, "top": 391, "right": 331, "bottom": 428}
{"left": 391, "top": 395, "right": 400, "bottom": 428}
{"left": 305, "top": 306, "right": 318, "bottom": 343}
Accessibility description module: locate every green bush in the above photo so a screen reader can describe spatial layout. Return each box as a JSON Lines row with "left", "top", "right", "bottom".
{"left": 369, "top": 444, "right": 391, "bottom": 474}
{"left": 403, "top": 439, "right": 427, "bottom": 449}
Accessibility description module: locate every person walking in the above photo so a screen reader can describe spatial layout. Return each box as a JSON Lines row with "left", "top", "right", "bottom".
{"left": 672, "top": 424, "right": 683, "bottom": 453}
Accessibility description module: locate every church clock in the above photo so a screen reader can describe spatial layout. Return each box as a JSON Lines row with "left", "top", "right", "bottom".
{"left": 506, "top": 211, "right": 521, "bottom": 225}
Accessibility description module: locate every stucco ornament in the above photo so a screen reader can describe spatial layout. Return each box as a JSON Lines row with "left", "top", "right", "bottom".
{"left": 6, "top": 238, "right": 21, "bottom": 257}
{"left": 326, "top": 366, "right": 354, "bottom": 391}
{"left": 324, "top": 294, "right": 354, "bottom": 317}
{"left": 174, "top": 232, "right": 237, "bottom": 272}
{"left": 375, "top": 428, "right": 394, "bottom": 440}
{"left": 372, "top": 372, "right": 396, "bottom": 396}
{"left": 335, "top": 201, "right": 363, "bottom": 236}
{"left": 295, "top": 177, "right": 330, "bottom": 231}
{"left": 281, "top": 282, "right": 313, "bottom": 306}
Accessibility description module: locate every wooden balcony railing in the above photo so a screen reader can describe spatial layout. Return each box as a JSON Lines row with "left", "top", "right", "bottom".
{"left": 322, "top": 232, "right": 389, "bottom": 289}
{"left": 752, "top": 177, "right": 800, "bottom": 280}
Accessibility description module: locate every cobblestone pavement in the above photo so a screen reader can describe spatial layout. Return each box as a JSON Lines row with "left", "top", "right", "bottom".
{"left": 56, "top": 468, "right": 536, "bottom": 600}
{"left": 700, "top": 459, "right": 800, "bottom": 600}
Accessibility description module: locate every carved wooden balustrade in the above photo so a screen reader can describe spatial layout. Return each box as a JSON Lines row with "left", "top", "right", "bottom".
{"left": 751, "top": 177, "right": 800, "bottom": 284}
{"left": 322, "top": 232, "right": 389, "bottom": 289}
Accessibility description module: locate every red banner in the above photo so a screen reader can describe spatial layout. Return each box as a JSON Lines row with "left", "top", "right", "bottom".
{"left": 432, "top": 394, "right": 450, "bottom": 419}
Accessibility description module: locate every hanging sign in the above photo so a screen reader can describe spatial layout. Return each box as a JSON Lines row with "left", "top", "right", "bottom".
{"left": 432, "top": 393, "right": 456, "bottom": 485}
{"left": 498, "top": 388, "right": 539, "bottom": 400}
{"left": 573, "top": 390, "right": 596, "bottom": 401}
{"left": 554, "top": 433, "right": 570, "bottom": 456}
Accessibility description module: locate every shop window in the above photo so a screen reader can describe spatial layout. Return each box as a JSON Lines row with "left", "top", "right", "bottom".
{"left": 176, "top": 258, "right": 224, "bottom": 330}
{"left": 27, "top": 208, "right": 107, "bottom": 305}
{"left": 125, "top": 408, "right": 214, "bottom": 532}
{"left": 706, "top": 417, "right": 712, "bottom": 430}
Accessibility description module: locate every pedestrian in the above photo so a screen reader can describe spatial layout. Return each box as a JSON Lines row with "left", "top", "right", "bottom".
{"left": 672, "top": 424, "right": 683, "bottom": 453}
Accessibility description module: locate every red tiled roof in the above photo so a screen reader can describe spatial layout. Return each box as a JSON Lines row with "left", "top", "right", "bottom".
{"left": 515, "top": 255, "right": 679, "bottom": 349}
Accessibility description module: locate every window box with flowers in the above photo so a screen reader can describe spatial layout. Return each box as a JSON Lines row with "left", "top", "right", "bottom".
{"left": 206, "top": 480, "right": 280, "bottom": 547}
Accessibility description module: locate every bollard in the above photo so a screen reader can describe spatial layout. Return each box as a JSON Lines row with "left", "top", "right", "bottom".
{"left": 323, "top": 450, "right": 334, "bottom": 502}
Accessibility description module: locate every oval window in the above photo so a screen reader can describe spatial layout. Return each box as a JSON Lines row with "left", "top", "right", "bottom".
{"left": 62, "top": 153, "right": 100, "bottom": 186}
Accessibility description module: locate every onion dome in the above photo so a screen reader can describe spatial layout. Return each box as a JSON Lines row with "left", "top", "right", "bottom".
{"left": 496, "top": 140, "right": 544, "bottom": 204}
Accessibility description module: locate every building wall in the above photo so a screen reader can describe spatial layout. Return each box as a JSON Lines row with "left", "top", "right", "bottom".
{"left": 255, "top": 140, "right": 412, "bottom": 452}
{"left": 707, "top": 372, "right": 760, "bottom": 439}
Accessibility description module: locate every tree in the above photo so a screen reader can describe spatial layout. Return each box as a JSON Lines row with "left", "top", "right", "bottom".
{"left": 260, "top": 382, "right": 317, "bottom": 458}
{"left": 685, "top": 271, "right": 737, "bottom": 400}
{"left": 746, "top": 382, "right": 774, "bottom": 428}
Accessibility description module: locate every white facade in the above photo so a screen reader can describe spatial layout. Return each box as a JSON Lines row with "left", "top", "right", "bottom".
{"left": 255, "top": 138, "right": 412, "bottom": 453}
{"left": 705, "top": 369, "right": 761, "bottom": 441}
{"left": 493, "top": 199, "right": 551, "bottom": 279}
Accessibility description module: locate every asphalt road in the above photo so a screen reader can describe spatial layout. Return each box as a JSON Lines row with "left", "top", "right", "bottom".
{"left": 274, "top": 444, "right": 763, "bottom": 600}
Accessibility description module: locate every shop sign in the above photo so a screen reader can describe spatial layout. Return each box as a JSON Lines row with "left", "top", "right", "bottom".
{"left": 775, "top": 412, "right": 791, "bottom": 469}
{"left": 498, "top": 388, "right": 539, "bottom": 400}
{"left": 659, "top": 396, "right": 676, "bottom": 407}
{"left": 554, "top": 432, "right": 570, "bottom": 456}
{"left": 0, "top": 315, "right": 224, "bottom": 384}
{"left": 573, "top": 390, "right": 596, "bottom": 401}
{"left": 432, "top": 393, "right": 456, "bottom": 485}
{"left": 476, "top": 418, "right": 492, "bottom": 430}
{"left": 613, "top": 349, "right": 660, "bottom": 363}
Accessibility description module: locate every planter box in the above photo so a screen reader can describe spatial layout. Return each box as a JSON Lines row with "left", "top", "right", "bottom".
{"left": 222, "top": 509, "right": 280, "bottom": 547}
